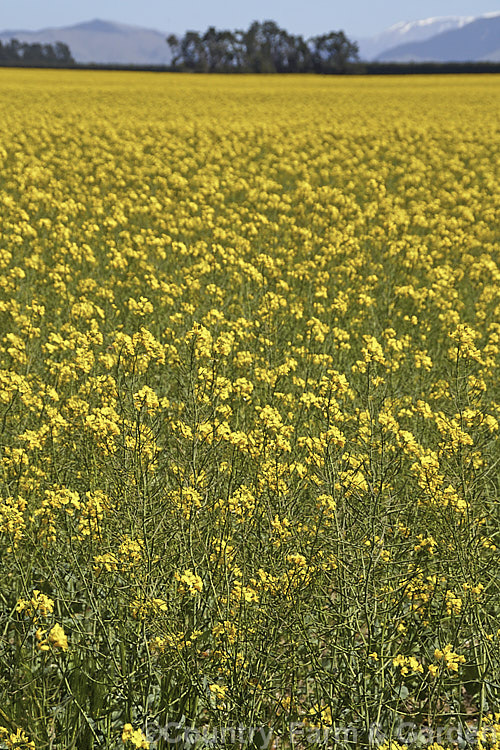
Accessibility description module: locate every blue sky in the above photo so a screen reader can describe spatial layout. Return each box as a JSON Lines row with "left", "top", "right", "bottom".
{"left": 2, "top": 0, "right": 499, "bottom": 38}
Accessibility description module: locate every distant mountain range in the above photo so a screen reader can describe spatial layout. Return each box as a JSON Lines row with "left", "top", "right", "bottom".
{"left": 374, "top": 14, "right": 500, "bottom": 62}
{"left": 358, "top": 11, "right": 500, "bottom": 61}
{"left": 357, "top": 16, "right": 475, "bottom": 59}
{"left": 0, "top": 19, "right": 172, "bottom": 65}
{"left": 0, "top": 13, "right": 499, "bottom": 65}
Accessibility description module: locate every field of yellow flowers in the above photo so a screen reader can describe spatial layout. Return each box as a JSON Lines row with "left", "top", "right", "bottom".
{"left": 0, "top": 70, "right": 499, "bottom": 749}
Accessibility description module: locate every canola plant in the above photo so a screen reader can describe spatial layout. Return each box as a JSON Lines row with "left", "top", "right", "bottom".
{"left": 0, "top": 70, "right": 499, "bottom": 749}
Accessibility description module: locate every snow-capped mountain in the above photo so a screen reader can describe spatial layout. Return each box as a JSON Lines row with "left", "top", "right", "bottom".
{"left": 376, "top": 14, "right": 500, "bottom": 62}
{"left": 0, "top": 19, "right": 172, "bottom": 65}
{"left": 357, "top": 12, "right": 500, "bottom": 61}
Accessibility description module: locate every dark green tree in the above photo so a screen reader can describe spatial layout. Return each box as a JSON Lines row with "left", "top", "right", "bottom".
{"left": 21, "top": 42, "right": 45, "bottom": 64}
{"left": 181, "top": 31, "right": 208, "bottom": 71}
{"left": 53, "top": 42, "right": 74, "bottom": 65}
{"left": 0, "top": 38, "right": 74, "bottom": 66}
{"left": 244, "top": 22, "right": 311, "bottom": 72}
{"left": 166, "top": 34, "right": 182, "bottom": 69}
{"left": 280, "top": 32, "right": 311, "bottom": 73}
{"left": 166, "top": 20, "right": 358, "bottom": 74}
{"left": 202, "top": 27, "right": 241, "bottom": 72}
{"left": 309, "top": 31, "right": 359, "bottom": 73}
{"left": 5, "top": 39, "right": 22, "bottom": 62}
{"left": 242, "top": 20, "right": 280, "bottom": 72}
{"left": 42, "top": 43, "right": 58, "bottom": 65}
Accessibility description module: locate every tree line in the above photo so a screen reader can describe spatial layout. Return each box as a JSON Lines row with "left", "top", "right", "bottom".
{"left": 167, "top": 20, "right": 359, "bottom": 73}
{"left": 0, "top": 39, "right": 74, "bottom": 66}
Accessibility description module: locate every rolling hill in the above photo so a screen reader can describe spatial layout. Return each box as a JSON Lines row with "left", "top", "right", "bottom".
{"left": 0, "top": 19, "right": 172, "bottom": 65}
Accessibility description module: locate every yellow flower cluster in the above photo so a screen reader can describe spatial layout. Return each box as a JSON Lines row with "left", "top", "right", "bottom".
{"left": 35, "top": 623, "right": 69, "bottom": 652}
{"left": 174, "top": 570, "right": 203, "bottom": 595}
{"left": 15, "top": 590, "right": 54, "bottom": 620}
{"left": 121, "top": 724, "right": 149, "bottom": 749}
{"left": 392, "top": 654, "right": 424, "bottom": 676}
{"left": 0, "top": 727, "right": 35, "bottom": 750}
{"left": 433, "top": 644, "right": 466, "bottom": 673}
